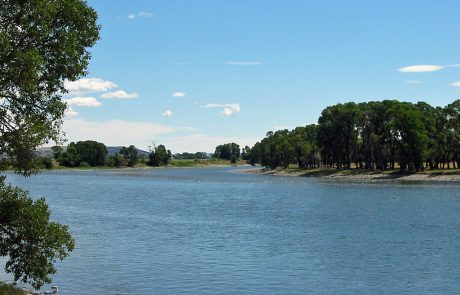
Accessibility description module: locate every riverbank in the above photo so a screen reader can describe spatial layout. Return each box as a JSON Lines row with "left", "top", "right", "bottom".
{"left": 32, "top": 159, "right": 248, "bottom": 171}
{"left": 247, "top": 167, "right": 460, "bottom": 182}
{"left": 0, "top": 282, "right": 27, "bottom": 295}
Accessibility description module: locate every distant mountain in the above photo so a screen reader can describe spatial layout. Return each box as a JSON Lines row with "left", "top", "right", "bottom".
{"left": 106, "top": 146, "right": 150, "bottom": 156}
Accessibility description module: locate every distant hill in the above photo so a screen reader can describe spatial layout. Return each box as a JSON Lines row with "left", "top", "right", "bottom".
{"left": 106, "top": 146, "right": 150, "bottom": 156}
{"left": 35, "top": 146, "right": 150, "bottom": 157}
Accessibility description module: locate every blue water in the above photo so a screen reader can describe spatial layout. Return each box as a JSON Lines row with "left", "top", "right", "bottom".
{"left": 3, "top": 167, "right": 460, "bottom": 294}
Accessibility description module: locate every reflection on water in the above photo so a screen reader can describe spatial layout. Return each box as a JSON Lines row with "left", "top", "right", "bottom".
{"left": 3, "top": 167, "right": 460, "bottom": 294}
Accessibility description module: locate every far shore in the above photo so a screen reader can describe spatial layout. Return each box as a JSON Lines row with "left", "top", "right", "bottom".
{"left": 244, "top": 167, "right": 460, "bottom": 182}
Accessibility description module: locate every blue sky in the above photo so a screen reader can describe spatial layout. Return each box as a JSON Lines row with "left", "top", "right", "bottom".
{"left": 62, "top": 0, "right": 460, "bottom": 152}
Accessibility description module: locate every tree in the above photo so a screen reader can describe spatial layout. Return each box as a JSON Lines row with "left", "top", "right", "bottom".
{"left": 58, "top": 141, "right": 107, "bottom": 167}
{"left": 148, "top": 144, "right": 172, "bottom": 166}
{"left": 214, "top": 143, "right": 240, "bottom": 161}
{"left": 120, "top": 145, "right": 138, "bottom": 167}
{"left": 106, "top": 153, "right": 123, "bottom": 168}
{"left": 51, "top": 145, "right": 63, "bottom": 160}
{"left": 0, "top": 0, "right": 99, "bottom": 289}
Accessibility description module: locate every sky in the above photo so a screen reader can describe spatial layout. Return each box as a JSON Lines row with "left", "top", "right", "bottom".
{"left": 61, "top": 0, "right": 460, "bottom": 153}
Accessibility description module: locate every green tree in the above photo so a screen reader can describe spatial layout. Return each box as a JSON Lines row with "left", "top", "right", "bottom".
{"left": 106, "top": 153, "right": 123, "bottom": 168}
{"left": 0, "top": 0, "right": 99, "bottom": 289}
{"left": 120, "top": 145, "right": 138, "bottom": 167}
{"left": 148, "top": 144, "right": 171, "bottom": 166}
{"left": 214, "top": 143, "right": 240, "bottom": 161}
{"left": 51, "top": 145, "right": 64, "bottom": 160}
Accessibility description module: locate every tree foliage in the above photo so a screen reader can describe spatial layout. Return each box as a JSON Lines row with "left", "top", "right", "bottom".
{"left": 148, "top": 144, "right": 172, "bottom": 166}
{"left": 120, "top": 145, "right": 138, "bottom": 167}
{"left": 0, "top": 177, "right": 74, "bottom": 290}
{"left": 0, "top": 0, "right": 100, "bottom": 175}
{"left": 249, "top": 100, "right": 460, "bottom": 172}
{"left": 214, "top": 143, "right": 240, "bottom": 163}
{"left": 0, "top": 0, "right": 100, "bottom": 289}
{"left": 58, "top": 140, "right": 107, "bottom": 167}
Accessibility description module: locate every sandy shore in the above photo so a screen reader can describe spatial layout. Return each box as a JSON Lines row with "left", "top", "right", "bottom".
{"left": 245, "top": 168, "right": 460, "bottom": 182}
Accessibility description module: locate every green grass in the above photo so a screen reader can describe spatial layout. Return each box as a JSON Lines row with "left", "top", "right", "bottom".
{"left": 0, "top": 283, "right": 26, "bottom": 295}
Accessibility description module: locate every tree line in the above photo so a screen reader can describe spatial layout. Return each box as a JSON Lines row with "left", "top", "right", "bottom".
{"left": 48, "top": 141, "right": 173, "bottom": 168}
{"left": 244, "top": 100, "right": 460, "bottom": 172}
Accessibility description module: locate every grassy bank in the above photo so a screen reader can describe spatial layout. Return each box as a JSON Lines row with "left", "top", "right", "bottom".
{"left": 0, "top": 283, "right": 26, "bottom": 295}
{"left": 34, "top": 158, "right": 247, "bottom": 171}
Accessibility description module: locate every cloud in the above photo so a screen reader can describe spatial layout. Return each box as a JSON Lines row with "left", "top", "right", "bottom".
{"left": 205, "top": 103, "right": 241, "bottom": 117}
{"left": 62, "top": 118, "right": 175, "bottom": 149}
{"left": 64, "top": 107, "right": 78, "bottom": 117}
{"left": 101, "top": 90, "right": 138, "bottom": 99}
{"left": 404, "top": 80, "right": 423, "bottom": 84}
{"left": 61, "top": 119, "right": 256, "bottom": 153}
{"left": 139, "top": 11, "right": 153, "bottom": 17}
{"left": 65, "top": 78, "right": 117, "bottom": 93}
{"left": 398, "top": 64, "right": 460, "bottom": 73}
{"left": 224, "top": 61, "right": 263, "bottom": 66}
{"left": 172, "top": 92, "right": 186, "bottom": 97}
{"left": 451, "top": 82, "right": 460, "bottom": 87}
{"left": 162, "top": 110, "right": 173, "bottom": 117}
{"left": 63, "top": 96, "right": 102, "bottom": 107}
{"left": 128, "top": 12, "right": 153, "bottom": 19}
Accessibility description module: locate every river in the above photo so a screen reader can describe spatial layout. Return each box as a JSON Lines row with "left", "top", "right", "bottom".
{"left": 3, "top": 166, "right": 460, "bottom": 294}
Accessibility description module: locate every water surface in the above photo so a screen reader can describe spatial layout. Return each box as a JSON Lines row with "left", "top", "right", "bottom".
{"left": 3, "top": 167, "right": 460, "bottom": 294}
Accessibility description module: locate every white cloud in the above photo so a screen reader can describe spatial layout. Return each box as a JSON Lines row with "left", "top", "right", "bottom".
{"left": 61, "top": 119, "right": 256, "bottom": 153}
{"left": 101, "top": 90, "right": 138, "bottom": 99}
{"left": 398, "top": 64, "right": 460, "bottom": 73}
{"left": 404, "top": 80, "right": 423, "bottom": 84}
{"left": 139, "top": 11, "right": 153, "bottom": 17}
{"left": 65, "top": 78, "right": 117, "bottom": 93}
{"left": 63, "top": 96, "right": 102, "bottom": 107}
{"left": 224, "top": 61, "right": 263, "bottom": 66}
{"left": 64, "top": 107, "right": 78, "bottom": 117}
{"left": 451, "top": 82, "right": 460, "bottom": 87}
{"left": 62, "top": 118, "right": 175, "bottom": 149}
{"left": 128, "top": 12, "right": 153, "bottom": 19}
{"left": 398, "top": 65, "right": 444, "bottom": 72}
{"left": 172, "top": 92, "right": 186, "bottom": 97}
{"left": 205, "top": 103, "right": 241, "bottom": 117}
{"left": 162, "top": 110, "right": 173, "bottom": 117}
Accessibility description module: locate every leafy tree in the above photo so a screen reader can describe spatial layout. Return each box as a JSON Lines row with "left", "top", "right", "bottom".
{"left": 58, "top": 143, "right": 80, "bottom": 167}
{"left": 120, "top": 145, "right": 138, "bottom": 167}
{"left": 58, "top": 141, "right": 107, "bottom": 167}
{"left": 214, "top": 143, "right": 240, "bottom": 161}
{"left": 51, "top": 146, "right": 64, "bottom": 160}
{"left": 0, "top": 0, "right": 99, "bottom": 289}
{"left": 148, "top": 144, "right": 172, "bottom": 166}
{"left": 106, "top": 153, "right": 123, "bottom": 168}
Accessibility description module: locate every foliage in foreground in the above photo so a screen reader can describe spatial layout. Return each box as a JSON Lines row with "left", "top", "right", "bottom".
{"left": 0, "top": 0, "right": 100, "bottom": 289}
{"left": 0, "top": 177, "right": 75, "bottom": 289}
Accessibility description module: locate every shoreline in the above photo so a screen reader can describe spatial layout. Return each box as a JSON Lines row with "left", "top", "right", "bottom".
{"left": 245, "top": 167, "right": 460, "bottom": 182}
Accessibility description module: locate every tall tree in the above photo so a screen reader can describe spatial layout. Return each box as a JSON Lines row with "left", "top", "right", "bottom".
{"left": 0, "top": 0, "right": 99, "bottom": 289}
{"left": 120, "top": 145, "right": 138, "bottom": 167}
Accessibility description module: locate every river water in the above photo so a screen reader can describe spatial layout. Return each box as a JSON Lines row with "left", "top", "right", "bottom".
{"left": 3, "top": 167, "right": 460, "bottom": 294}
